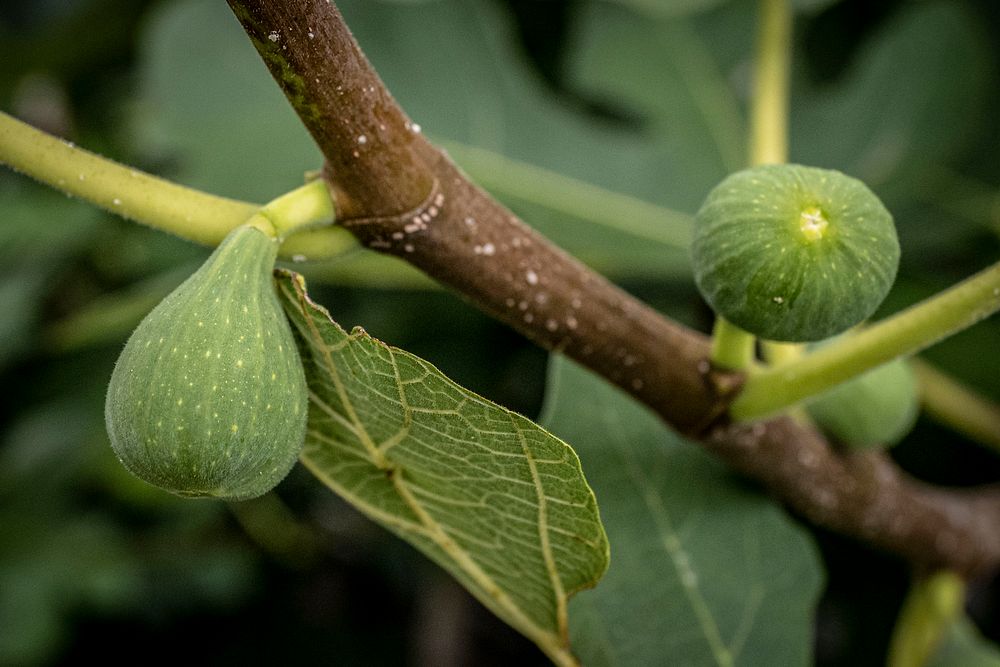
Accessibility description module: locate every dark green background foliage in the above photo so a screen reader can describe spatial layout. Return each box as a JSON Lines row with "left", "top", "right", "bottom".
{"left": 1, "top": 0, "right": 999, "bottom": 664}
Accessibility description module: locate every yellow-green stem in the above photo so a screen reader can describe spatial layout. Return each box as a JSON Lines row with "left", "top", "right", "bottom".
{"left": 260, "top": 178, "right": 335, "bottom": 239}
{"left": 0, "top": 110, "right": 352, "bottom": 259}
{"left": 0, "top": 111, "right": 256, "bottom": 241}
{"left": 749, "top": 0, "right": 791, "bottom": 166}
{"left": 732, "top": 260, "right": 1000, "bottom": 420}
{"left": 761, "top": 340, "right": 804, "bottom": 365}
{"left": 710, "top": 317, "right": 756, "bottom": 370}
{"left": 887, "top": 571, "right": 966, "bottom": 667}
{"left": 443, "top": 141, "right": 693, "bottom": 249}
{"left": 913, "top": 358, "right": 1000, "bottom": 454}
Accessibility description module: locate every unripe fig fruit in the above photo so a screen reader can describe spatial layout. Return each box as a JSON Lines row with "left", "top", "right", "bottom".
{"left": 105, "top": 224, "right": 308, "bottom": 500}
{"left": 691, "top": 164, "right": 899, "bottom": 342}
{"left": 806, "top": 357, "right": 919, "bottom": 450}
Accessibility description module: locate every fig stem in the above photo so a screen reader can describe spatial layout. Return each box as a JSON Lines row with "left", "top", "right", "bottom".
{"left": 259, "top": 178, "right": 336, "bottom": 240}
{"left": 761, "top": 341, "right": 805, "bottom": 365}
{"left": 0, "top": 110, "right": 350, "bottom": 260}
{"left": 710, "top": 317, "right": 756, "bottom": 370}
{"left": 731, "top": 260, "right": 1000, "bottom": 420}
{"left": 886, "top": 571, "right": 965, "bottom": 667}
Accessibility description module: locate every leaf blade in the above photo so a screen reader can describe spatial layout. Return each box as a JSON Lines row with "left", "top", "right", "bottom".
{"left": 541, "top": 356, "right": 823, "bottom": 666}
{"left": 276, "top": 271, "right": 609, "bottom": 665}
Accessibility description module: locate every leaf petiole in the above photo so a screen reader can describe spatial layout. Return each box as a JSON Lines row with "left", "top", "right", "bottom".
{"left": 887, "top": 571, "right": 965, "bottom": 667}
{"left": 913, "top": 359, "right": 1000, "bottom": 454}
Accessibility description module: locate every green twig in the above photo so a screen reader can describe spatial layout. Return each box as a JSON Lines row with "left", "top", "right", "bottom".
{"left": 912, "top": 359, "right": 1000, "bottom": 455}
{"left": 887, "top": 571, "right": 965, "bottom": 667}
{"left": 0, "top": 111, "right": 254, "bottom": 241}
{"left": 0, "top": 110, "right": 352, "bottom": 259}
{"left": 731, "top": 260, "right": 1000, "bottom": 420}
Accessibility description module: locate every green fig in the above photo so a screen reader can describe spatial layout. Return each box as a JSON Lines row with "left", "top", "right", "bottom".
{"left": 807, "top": 357, "right": 919, "bottom": 450}
{"left": 691, "top": 164, "right": 900, "bottom": 342}
{"left": 105, "top": 224, "right": 308, "bottom": 500}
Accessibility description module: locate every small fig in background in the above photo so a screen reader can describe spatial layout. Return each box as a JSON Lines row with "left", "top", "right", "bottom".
{"left": 105, "top": 224, "right": 308, "bottom": 500}
{"left": 806, "top": 357, "right": 919, "bottom": 450}
{"left": 691, "top": 164, "right": 900, "bottom": 342}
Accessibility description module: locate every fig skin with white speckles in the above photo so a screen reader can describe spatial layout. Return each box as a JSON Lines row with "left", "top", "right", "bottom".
{"left": 105, "top": 224, "right": 308, "bottom": 500}
{"left": 692, "top": 164, "right": 900, "bottom": 342}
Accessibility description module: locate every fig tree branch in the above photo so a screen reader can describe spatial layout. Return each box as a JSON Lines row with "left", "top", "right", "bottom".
{"left": 227, "top": 0, "right": 1000, "bottom": 576}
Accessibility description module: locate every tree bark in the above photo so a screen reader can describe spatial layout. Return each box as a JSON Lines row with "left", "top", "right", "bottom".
{"left": 227, "top": 0, "right": 1000, "bottom": 577}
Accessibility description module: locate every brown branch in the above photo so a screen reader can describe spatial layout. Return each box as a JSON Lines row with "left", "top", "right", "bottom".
{"left": 227, "top": 0, "right": 1000, "bottom": 577}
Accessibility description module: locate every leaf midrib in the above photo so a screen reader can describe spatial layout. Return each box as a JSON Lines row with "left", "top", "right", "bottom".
{"left": 602, "top": 408, "right": 742, "bottom": 667}
{"left": 281, "top": 279, "right": 579, "bottom": 667}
